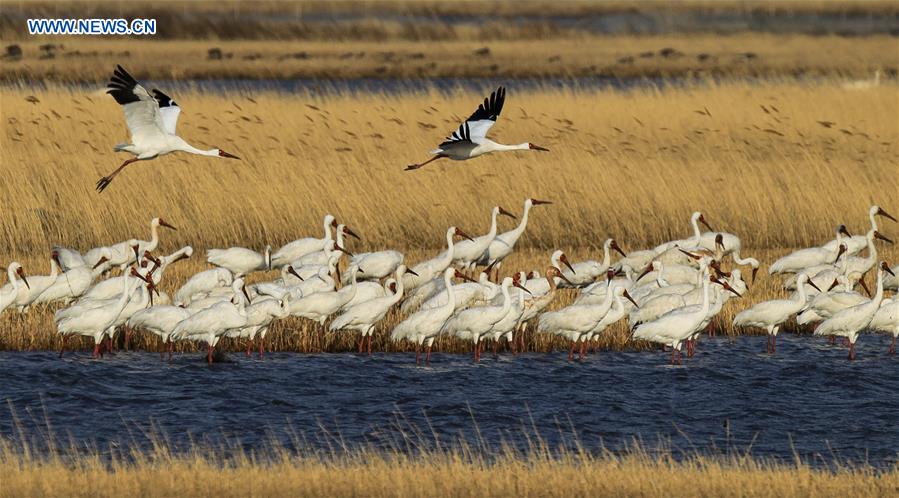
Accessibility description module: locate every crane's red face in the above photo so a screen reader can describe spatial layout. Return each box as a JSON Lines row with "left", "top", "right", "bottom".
{"left": 342, "top": 226, "right": 361, "bottom": 240}
{"left": 217, "top": 149, "right": 240, "bottom": 159}
{"left": 558, "top": 254, "right": 576, "bottom": 274}
{"left": 454, "top": 228, "right": 474, "bottom": 242}
{"left": 550, "top": 266, "right": 574, "bottom": 287}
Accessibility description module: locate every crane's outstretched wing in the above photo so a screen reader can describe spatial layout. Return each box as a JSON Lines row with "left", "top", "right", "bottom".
{"left": 106, "top": 65, "right": 167, "bottom": 143}
{"left": 440, "top": 86, "right": 505, "bottom": 147}
{"left": 151, "top": 89, "right": 181, "bottom": 135}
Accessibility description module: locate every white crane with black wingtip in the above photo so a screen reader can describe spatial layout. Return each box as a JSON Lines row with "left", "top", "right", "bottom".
{"left": 98, "top": 65, "right": 240, "bottom": 192}
{"left": 405, "top": 87, "right": 548, "bottom": 171}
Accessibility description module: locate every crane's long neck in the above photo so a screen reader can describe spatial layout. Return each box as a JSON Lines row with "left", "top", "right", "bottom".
{"left": 324, "top": 218, "right": 334, "bottom": 240}
{"left": 869, "top": 209, "right": 879, "bottom": 233}
{"left": 863, "top": 233, "right": 877, "bottom": 265}
{"left": 601, "top": 240, "right": 612, "bottom": 268}
{"left": 49, "top": 259, "right": 59, "bottom": 278}
{"left": 440, "top": 231, "right": 455, "bottom": 268}
{"left": 499, "top": 283, "right": 512, "bottom": 315}
{"left": 873, "top": 268, "right": 885, "bottom": 305}
{"left": 690, "top": 215, "right": 702, "bottom": 242}
{"left": 700, "top": 280, "right": 712, "bottom": 314}
{"left": 487, "top": 142, "right": 529, "bottom": 152}
{"left": 795, "top": 279, "right": 810, "bottom": 305}
{"left": 178, "top": 142, "right": 219, "bottom": 157}
{"left": 487, "top": 211, "right": 499, "bottom": 238}
{"left": 441, "top": 273, "right": 456, "bottom": 317}
{"left": 509, "top": 203, "right": 531, "bottom": 240}
{"left": 391, "top": 277, "right": 406, "bottom": 305}
{"left": 148, "top": 223, "right": 159, "bottom": 249}
{"left": 6, "top": 265, "right": 19, "bottom": 294}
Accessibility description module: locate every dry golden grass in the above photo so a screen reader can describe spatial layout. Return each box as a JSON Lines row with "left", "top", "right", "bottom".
{"left": 2, "top": 436, "right": 897, "bottom": 498}
{"left": 0, "top": 80, "right": 897, "bottom": 353}
{"left": 2, "top": 35, "right": 895, "bottom": 82}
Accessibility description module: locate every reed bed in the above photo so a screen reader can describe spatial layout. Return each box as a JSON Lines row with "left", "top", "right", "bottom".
{"left": 0, "top": 80, "right": 897, "bottom": 353}
{"left": 2, "top": 35, "right": 894, "bottom": 82}
{"left": 1, "top": 433, "right": 897, "bottom": 498}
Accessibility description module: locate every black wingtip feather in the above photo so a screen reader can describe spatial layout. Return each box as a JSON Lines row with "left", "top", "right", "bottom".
{"left": 152, "top": 89, "right": 177, "bottom": 108}
{"left": 106, "top": 65, "right": 141, "bottom": 105}
{"left": 466, "top": 86, "right": 505, "bottom": 123}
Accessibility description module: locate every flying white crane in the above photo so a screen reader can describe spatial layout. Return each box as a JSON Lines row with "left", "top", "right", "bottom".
{"left": 207, "top": 245, "right": 272, "bottom": 278}
{"left": 97, "top": 65, "right": 239, "bottom": 192}
{"left": 815, "top": 262, "right": 894, "bottom": 359}
{"left": 391, "top": 268, "right": 465, "bottom": 365}
{"left": 331, "top": 266, "right": 415, "bottom": 355}
{"left": 821, "top": 205, "right": 895, "bottom": 256}
{"left": 405, "top": 87, "right": 548, "bottom": 171}
{"left": 452, "top": 206, "right": 516, "bottom": 270}
{"left": 478, "top": 198, "right": 552, "bottom": 275}
{"left": 733, "top": 273, "right": 820, "bottom": 353}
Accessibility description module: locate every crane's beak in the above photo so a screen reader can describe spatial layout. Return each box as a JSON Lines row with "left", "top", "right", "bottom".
{"left": 159, "top": 220, "right": 177, "bottom": 230}
{"left": 242, "top": 285, "right": 251, "bottom": 302}
{"left": 874, "top": 231, "right": 894, "bottom": 244}
{"left": 883, "top": 262, "right": 896, "bottom": 277}
{"left": 828, "top": 279, "right": 840, "bottom": 291}
{"left": 17, "top": 268, "right": 30, "bottom": 289}
{"left": 218, "top": 150, "right": 240, "bottom": 159}
{"left": 528, "top": 143, "right": 549, "bottom": 151}
{"left": 405, "top": 268, "right": 419, "bottom": 277}
{"left": 554, "top": 268, "right": 574, "bottom": 287}
{"left": 343, "top": 227, "right": 361, "bottom": 241}
{"left": 559, "top": 255, "right": 576, "bottom": 274}
{"left": 287, "top": 266, "right": 304, "bottom": 281}
{"left": 623, "top": 290, "right": 639, "bottom": 308}
{"left": 498, "top": 207, "right": 517, "bottom": 219}
{"left": 751, "top": 267, "right": 759, "bottom": 284}
{"left": 807, "top": 279, "right": 822, "bottom": 293}
{"left": 876, "top": 207, "right": 898, "bottom": 223}
{"left": 455, "top": 229, "right": 475, "bottom": 242}
{"left": 92, "top": 256, "right": 109, "bottom": 270}
{"left": 678, "top": 248, "right": 701, "bottom": 260}
{"left": 514, "top": 281, "right": 533, "bottom": 295}
{"left": 531, "top": 199, "right": 553, "bottom": 205}
{"left": 610, "top": 240, "right": 627, "bottom": 258}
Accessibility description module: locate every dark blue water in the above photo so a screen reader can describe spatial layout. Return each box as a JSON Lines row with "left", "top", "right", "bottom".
{"left": 3, "top": 334, "right": 898, "bottom": 467}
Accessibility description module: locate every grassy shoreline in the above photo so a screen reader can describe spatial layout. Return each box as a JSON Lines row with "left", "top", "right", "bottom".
{"left": 2, "top": 435, "right": 897, "bottom": 498}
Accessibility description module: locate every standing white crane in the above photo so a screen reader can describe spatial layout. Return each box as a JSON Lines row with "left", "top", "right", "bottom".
{"left": 289, "top": 268, "right": 362, "bottom": 325}
{"left": 632, "top": 276, "right": 717, "bottom": 365}
{"left": 733, "top": 273, "right": 820, "bottom": 353}
{"left": 403, "top": 227, "right": 473, "bottom": 291}
{"left": 4, "top": 255, "right": 59, "bottom": 313}
{"left": 653, "top": 212, "right": 716, "bottom": 254}
{"left": 814, "top": 262, "right": 894, "bottom": 360}
{"left": 173, "top": 268, "right": 233, "bottom": 307}
{"left": 479, "top": 198, "right": 552, "bottom": 276}
{"left": 868, "top": 296, "right": 898, "bottom": 355}
{"left": 127, "top": 305, "right": 195, "bottom": 361}
{"left": 768, "top": 226, "right": 849, "bottom": 274}
{"left": 405, "top": 87, "right": 548, "bottom": 171}
{"left": 342, "top": 248, "right": 403, "bottom": 283}
{"left": 559, "top": 239, "right": 627, "bottom": 288}
{"left": 391, "top": 268, "right": 465, "bottom": 365}
{"left": 207, "top": 245, "right": 272, "bottom": 278}
{"left": 331, "top": 266, "right": 415, "bottom": 355}
{"left": 56, "top": 271, "right": 145, "bottom": 359}
{"left": 842, "top": 230, "right": 893, "bottom": 295}
{"left": 97, "top": 65, "right": 239, "bottom": 192}
{"left": 452, "top": 206, "right": 516, "bottom": 270}
{"left": 442, "top": 277, "right": 526, "bottom": 362}
{"left": 171, "top": 279, "right": 250, "bottom": 364}
{"left": 0, "top": 263, "right": 29, "bottom": 314}
{"left": 224, "top": 294, "right": 292, "bottom": 359}
{"left": 821, "top": 205, "right": 895, "bottom": 256}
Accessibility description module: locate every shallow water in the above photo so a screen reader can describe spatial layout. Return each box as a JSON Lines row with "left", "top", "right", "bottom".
{"left": 2, "top": 334, "right": 898, "bottom": 467}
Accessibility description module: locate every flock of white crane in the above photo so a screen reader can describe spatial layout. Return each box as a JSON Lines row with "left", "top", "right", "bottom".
{"left": 1, "top": 203, "right": 896, "bottom": 365}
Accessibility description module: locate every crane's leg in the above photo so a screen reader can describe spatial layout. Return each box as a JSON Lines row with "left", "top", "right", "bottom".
{"left": 258, "top": 338, "right": 265, "bottom": 360}
{"left": 168, "top": 339, "right": 174, "bottom": 362}
{"left": 568, "top": 341, "right": 575, "bottom": 361}
{"left": 848, "top": 342, "right": 856, "bottom": 361}
{"left": 425, "top": 345, "right": 432, "bottom": 366}
{"left": 405, "top": 155, "right": 445, "bottom": 171}
{"left": 207, "top": 343, "right": 214, "bottom": 364}
{"left": 96, "top": 157, "right": 139, "bottom": 193}
{"left": 92, "top": 343, "right": 101, "bottom": 359}
{"left": 367, "top": 334, "right": 373, "bottom": 356}
{"left": 890, "top": 336, "right": 896, "bottom": 355}
{"left": 358, "top": 334, "right": 364, "bottom": 354}
{"left": 58, "top": 335, "right": 68, "bottom": 359}
{"left": 415, "top": 344, "right": 421, "bottom": 366}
